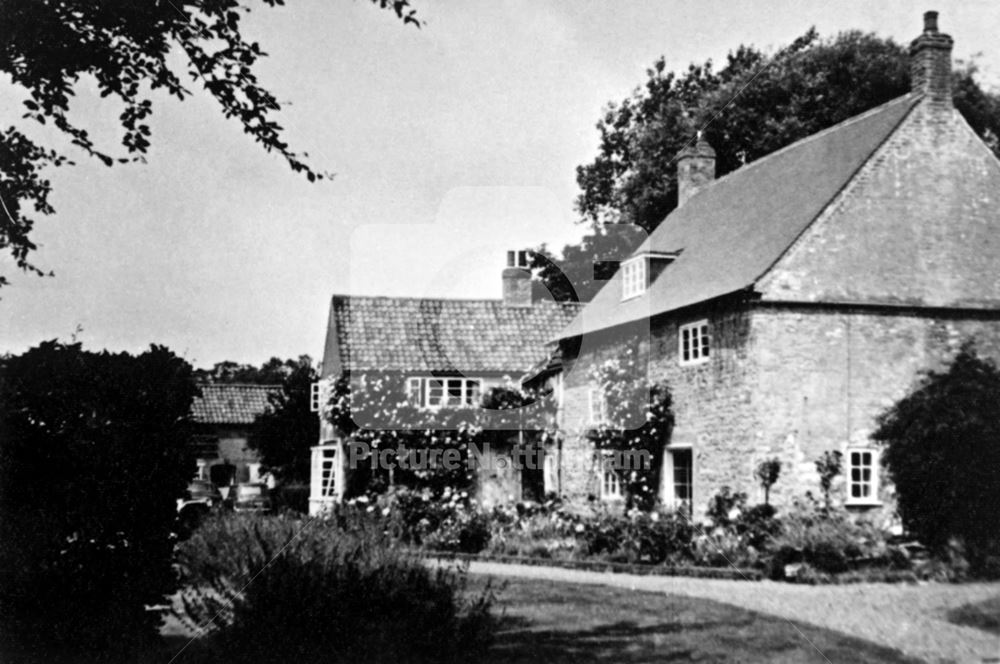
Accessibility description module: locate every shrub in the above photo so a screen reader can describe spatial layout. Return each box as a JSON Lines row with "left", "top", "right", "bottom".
{"left": 705, "top": 486, "right": 748, "bottom": 531}
{"left": 581, "top": 509, "right": 694, "bottom": 565}
{"left": 768, "top": 498, "right": 887, "bottom": 577}
{"left": 0, "top": 342, "right": 198, "bottom": 662}
{"left": 735, "top": 504, "right": 781, "bottom": 550}
{"left": 874, "top": 345, "right": 1000, "bottom": 576}
{"left": 175, "top": 512, "right": 495, "bottom": 664}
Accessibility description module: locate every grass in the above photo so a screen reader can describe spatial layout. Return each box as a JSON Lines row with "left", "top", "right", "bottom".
{"left": 470, "top": 576, "right": 919, "bottom": 664}
{"left": 947, "top": 595, "right": 1000, "bottom": 635}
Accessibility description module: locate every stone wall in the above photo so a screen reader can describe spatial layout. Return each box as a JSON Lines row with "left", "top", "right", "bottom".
{"left": 557, "top": 301, "right": 1000, "bottom": 519}
{"left": 749, "top": 305, "right": 1000, "bottom": 516}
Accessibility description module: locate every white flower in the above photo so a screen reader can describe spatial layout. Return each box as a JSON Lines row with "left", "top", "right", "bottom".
{"left": 650, "top": 512, "right": 660, "bottom": 522}
{"left": 575, "top": 523, "right": 585, "bottom": 533}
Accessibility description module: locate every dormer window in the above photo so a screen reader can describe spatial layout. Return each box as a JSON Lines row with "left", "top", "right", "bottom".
{"left": 620, "top": 251, "right": 678, "bottom": 301}
{"left": 621, "top": 257, "right": 647, "bottom": 300}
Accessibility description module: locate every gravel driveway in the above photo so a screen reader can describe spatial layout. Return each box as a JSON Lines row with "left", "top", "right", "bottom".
{"left": 467, "top": 561, "right": 1000, "bottom": 664}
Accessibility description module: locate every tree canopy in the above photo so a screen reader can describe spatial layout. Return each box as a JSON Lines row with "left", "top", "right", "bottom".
{"left": 0, "top": 0, "right": 420, "bottom": 286}
{"left": 534, "top": 29, "right": 1000, "bottom": 301}
{"left": 245, "top": 355, "right": 318, "bottom": 483}
{"left": 0, "top": 341, "right": 198, "bottom": 659}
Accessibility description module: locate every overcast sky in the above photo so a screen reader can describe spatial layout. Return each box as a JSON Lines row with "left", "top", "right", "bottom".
{"left": 2, "top": 1, "right": 998, "bottom": 368}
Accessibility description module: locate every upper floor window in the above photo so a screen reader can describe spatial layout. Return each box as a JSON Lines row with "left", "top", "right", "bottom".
{"left": 846, "top": 448, "right": 879, "bottom": 505}
{"left": 406, "top": 377, "right": 481, "bottom": 409}
{"left": 621, "top": 257, "right": 647, "bottom": 300}
{"left": 310, "top": 381, "right": 322, "bottom": 412}
{"left": 679, "top": 320, "right": 711, "bottom": 366}
{"left": 588, "top": 387, "right": 607, "bottom": 425}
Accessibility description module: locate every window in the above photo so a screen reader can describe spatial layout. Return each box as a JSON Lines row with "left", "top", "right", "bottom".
{"left": 847, "top": 448, "right": 879, "bottom": 505}
{"left": 621, "top": 257, "right": 647, "bottom": 300}
{"left": 310, "top": 381, "right": 322, "bottom": 412}
{"left": 667, "top": 448, "right": 693, "bottom": 516}
{"left": 600, "top": 451, "right": 623, "bottom": 501}
{"left": 406, "top": 377, "right": 482, "bottom": 409}
{"left": 311, "top": 446, "right": 338, "bottom": 499}
{"left": 588, "top": 387, "right": 607, "bottom": 425}
{"left": 679, "top": 320, "right": 711, "bottom": 365}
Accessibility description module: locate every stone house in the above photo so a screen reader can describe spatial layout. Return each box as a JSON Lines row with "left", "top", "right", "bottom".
{"left": 553, "top": 12, "right": 1000, "bottom": 518}
{"left": 309, "top": 252, "right": 581, "bottom": 515}
{"left": 190, "top": 383, "right": 279, "bottom": 491}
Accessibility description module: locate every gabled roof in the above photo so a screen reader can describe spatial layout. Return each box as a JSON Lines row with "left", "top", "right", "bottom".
{"left": 558, "top": 92, "right": 923, "bottom": 340}
{"left": 190, "top": 383, "right": 279, "bottom": 425}
{"left": 322, "top": 296, "right": 582, "bottom": 377}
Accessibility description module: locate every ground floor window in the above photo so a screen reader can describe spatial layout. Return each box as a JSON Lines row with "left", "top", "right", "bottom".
{"left": 846, "top": 448, "right": 878, "bottom": 505}
{"left": 667, "top": 447, "right": 693, "bottom": 515}
{"left": 599, "top": 451, "right": 623, "bottom": 501}
{"left": 311, "top": 445, "right": 339, "bottom": 499}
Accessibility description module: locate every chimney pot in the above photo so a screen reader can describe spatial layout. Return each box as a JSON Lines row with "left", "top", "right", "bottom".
{"left": 676, "top": 136, "right": 716, "bottom": 207}
{"left": 923, "top": 10, "right": 938, "bottom": 33}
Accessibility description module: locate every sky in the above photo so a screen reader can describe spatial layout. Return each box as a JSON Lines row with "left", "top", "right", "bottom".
{"left": 2, "top": 0, "right": 999, "bottom": 368}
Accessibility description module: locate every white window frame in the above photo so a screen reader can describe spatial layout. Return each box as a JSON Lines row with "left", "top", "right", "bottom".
{"left": 599, "top": 451, "right": 623, "bottom": 501}
{"left": 846, "top": 448, "right": 880, "bottom": 505}
{"left": 664, "top": 445, "right": 694, "bottom": 515}
{"left": 588, "top": 387, "right": 607, "bottom": 425}
{"left": 310, "top": 381, "right": 322, "bottom": 412}
{"left": 621, "top": 257, "right": 647, "bottom": 300}
{"left": 678, "top": 320, "right": 711, "bottom": 366}
{"left": 406, "top": 376, "right": 482, "bottom": 410}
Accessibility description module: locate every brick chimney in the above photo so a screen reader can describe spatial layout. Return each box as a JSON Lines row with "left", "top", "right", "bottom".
{"left": 910, "top": 10, "right": 953, "bottom": 104}
{"left": 502, "top": 250, "right": 532, "bottom": 307}
{"left": 676, "top": 135, "right": 716, "bottom": 207}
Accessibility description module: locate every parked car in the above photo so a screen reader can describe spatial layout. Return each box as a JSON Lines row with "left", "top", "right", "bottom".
{"left": 232, "top": 482, "right": 272, "bottom": 514}
{"left": 176, "top": 479, "right": 224, "bottom": 536}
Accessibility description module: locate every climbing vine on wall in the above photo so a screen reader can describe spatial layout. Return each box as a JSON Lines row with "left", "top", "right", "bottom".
{"left": 587, "top": 348, "right": 674, "bottom": 511}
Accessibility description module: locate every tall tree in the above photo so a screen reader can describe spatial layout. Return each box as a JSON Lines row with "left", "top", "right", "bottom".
{"left": 0, "top": 0, "right": 420, "bottom": 286}
{"left": 535, "top": 29, "right": 1000, "bottom": 301}
{"left": 0, "top": 341, "right": 198, "bottom": 660}
{"left": 246, "top": 355, "right": 318, "bottom": 483}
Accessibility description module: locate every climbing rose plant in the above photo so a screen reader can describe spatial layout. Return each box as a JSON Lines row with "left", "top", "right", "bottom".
{"left": 324, "top": 372, "right": 558, "bottom": 498}
{"left": 587, "top": 349, "right": 674, "bottom": 511}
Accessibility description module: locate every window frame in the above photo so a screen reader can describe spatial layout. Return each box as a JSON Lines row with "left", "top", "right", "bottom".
{"left": 599, "top": 450, "right": 624, "bottom": 501}
{"left": 406, "top": 376, "right": 483, "bottom": 410}
{"left": 588, "top": 386, "right": 607, "bottom": 426}
{"left": 845, "top": 447, "right": 880, "bottom": 506}
{"left": 620, "top": 256, "right": 648, "bottom": 300}
{"left": 678, "top": 319, "right": 711, "bottom": 366}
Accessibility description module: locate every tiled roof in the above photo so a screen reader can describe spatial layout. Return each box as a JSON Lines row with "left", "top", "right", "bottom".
{"left": 558, "top": 92, "right": 923, "bottom": 339}
{"left": 190, "top": 383, "right": 280, "bottom": 425}
{"left": 322, "top": 296, "right": 583, "bottom": 377}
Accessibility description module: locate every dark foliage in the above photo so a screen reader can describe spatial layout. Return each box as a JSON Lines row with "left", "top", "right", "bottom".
{"left": 815, "top": 450, "right": 843, "bottom": 508}
{"left": 0, "top": 0, "right": 420, "bottom": 285}
{"left": 535, "top": 29, "right": 1000, "bottom": 301}
{"left": 874, "top": 345, "right": 1000, "bottom": 574}
{"left": 194, "top": 355, "right": 313, "bottom": 385}
{"left": 175, "top": 512, "right": 495, "bottom": 664}
{"left": 0, "top": 341, "right": 198, "bottom": 661}
{"left": 246, "top": 356, "right": 318, "bottom": 484}
{"left": 755, "top": 458, "right": 781, "bottom": 505}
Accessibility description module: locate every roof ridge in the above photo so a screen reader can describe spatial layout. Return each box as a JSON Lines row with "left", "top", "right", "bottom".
{"left": 332, "top": 294, "right": 584, "bottom": 307}
{"left": 196, "top": 382, "right": 282, "bottom": 388}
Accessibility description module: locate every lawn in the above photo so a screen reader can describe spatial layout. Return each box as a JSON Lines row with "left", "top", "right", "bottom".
{"left": 947, "top": 595, "right": 1000, "bottom": 635}
{"left": 471, "top": 576, "right": 920, "bottom": 664}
